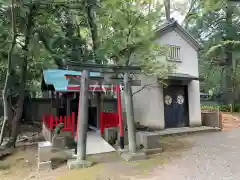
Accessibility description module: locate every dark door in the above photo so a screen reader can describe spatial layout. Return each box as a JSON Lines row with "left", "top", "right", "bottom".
{"left": 163, "top": 85, "right": 189, "bottom": 128}
{"left": 88, "top": 107, "right": 97, "bottom": 128}
{"left": 73, "top": 97, "right": 98, "bottom": 129}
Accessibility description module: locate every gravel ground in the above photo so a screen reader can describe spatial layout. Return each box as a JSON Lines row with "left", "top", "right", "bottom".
{"left": 143, "top": 129, "right": 240, "bottom": 180}
{"left": 2, "top": 129, "right": 240, "bottom": 180}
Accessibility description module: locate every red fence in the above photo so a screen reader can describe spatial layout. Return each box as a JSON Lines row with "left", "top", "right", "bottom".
{"left": 42, "top": 111, "right": 119, "bottom": 138}
{"left": 42, "top": 112, "right": 75, "bottom": 136}
{"left": 100, "top": 112, "right": 119, "bottom": 135}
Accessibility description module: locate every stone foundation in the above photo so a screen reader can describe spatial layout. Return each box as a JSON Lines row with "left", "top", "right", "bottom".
{"left": 136, "top": 131, "right": 161, "bottom": 149}
{"left": 104, "top": 127, "right": 119, "bottom": 144}
{"left": 52, "top": 135, "right": 66, "bottom": 150}
{"left": 38, "top": 141, "right": 52, "bottom": 171}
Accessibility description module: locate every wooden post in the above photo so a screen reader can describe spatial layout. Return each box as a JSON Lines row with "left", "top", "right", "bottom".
{"left": 50, "top": 90, "right": 54, "bottom": 115}
{"left": 124, "top": 72, "right": 137, "bottom": 153}
{"left": 116, "top": 85, "right": 124, "bottom": 149}
{"left": 100, "top": 93, "right": 104, "bottom": 137}
{"left": 56, "top": 92, "right": 59, "bottom": 116}
{"left": 66, "top": 93, "right": 71, "bottom": 117}
{"left": 96, "top": 92, "right": 101, "bottom": 129}
{"left": 76, "top": 70, "right": 89, "bottom": 161}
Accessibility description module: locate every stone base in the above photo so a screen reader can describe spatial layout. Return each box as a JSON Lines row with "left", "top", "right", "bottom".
{"left": 51, "top": 149, "right": 75, "bottom": 161}
{"left": 52, "top": 135, "right": 66, "bottom": 150}
{"left": 38, "top": 141, "right": 52, "bottom": 162}
{"left": 136, "top": 131, "right": 161, "bottom": 149}
{"left": 120, "top": 151, "right": 146, "bottom": 162}
{"left": 38, "top": 161, "right": 52, "bottom": 171}
{"left": 104, "top": 127, "right": 118, "bottom": 144}
{"left": 67, "top": 159, "right": 93, "bottom": 169}
{"left": 116, "top": 147, "right": 126, "bottom": 154}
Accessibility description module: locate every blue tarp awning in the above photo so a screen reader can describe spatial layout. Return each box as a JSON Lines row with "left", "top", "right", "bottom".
{"left": 42, "top": 69, "right": 101, "bottom": 92}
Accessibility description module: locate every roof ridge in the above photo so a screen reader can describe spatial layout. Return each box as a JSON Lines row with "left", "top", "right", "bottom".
{"left": 156, "top": 19, "right": 201, "bottom": 50}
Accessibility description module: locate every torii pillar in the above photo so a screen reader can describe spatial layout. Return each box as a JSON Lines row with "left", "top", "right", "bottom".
{"left": 68, "top": 70, "right": 93, "bottom": 169}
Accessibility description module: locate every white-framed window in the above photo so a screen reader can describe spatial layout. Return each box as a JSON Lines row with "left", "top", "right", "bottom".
{"left": 167, "top": 45, "right": 181, "bottom": 61}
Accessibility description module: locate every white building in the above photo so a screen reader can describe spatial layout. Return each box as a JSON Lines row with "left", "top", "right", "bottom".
{"left": 130, "top": 19, "right": 202, "bottom": 130}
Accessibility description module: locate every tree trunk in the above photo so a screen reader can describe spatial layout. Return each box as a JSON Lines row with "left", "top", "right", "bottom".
{"left": 0, "top": 0, "right": 17, "bottom": 146}
{"left": 3, "top": 3, "right": 38, "bottom": 148}
{"left": 225, "top": 3, "right": 234, "bottom": 105}
{"left": 164, "top": 0, "right": 171, "bottom": 20}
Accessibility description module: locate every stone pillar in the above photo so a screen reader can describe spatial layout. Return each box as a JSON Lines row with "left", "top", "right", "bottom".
{"left": 68, "top": 70, "right": 92, "bottom": 169}
{"left": 123, "top": 73, "right": 137, "bottom": 153}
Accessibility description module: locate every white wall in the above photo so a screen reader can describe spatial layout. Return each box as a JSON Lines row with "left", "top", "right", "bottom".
{"left": 156, "top": 30, "right": 202, "bottom": 127}
{"left": 188, "top": 80, "right": 202, "bottom": 126}
{"left": 155, "top": 30, "right": 199, "bottom": 77}
{"left": 122, "top": 29, "right": 202, "bottom": 129}
{"left": 132, "top": 75, "right": 165, "bottom": 129}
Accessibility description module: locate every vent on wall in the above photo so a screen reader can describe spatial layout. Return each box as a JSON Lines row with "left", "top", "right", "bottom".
{"left": 167, "top": 45, "right": 181, "bottom": 61}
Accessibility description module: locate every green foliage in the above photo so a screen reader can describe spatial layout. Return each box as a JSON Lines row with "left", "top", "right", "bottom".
{"left": 201, "top": 104, "right": 231, "bottom": 112}
{"left": 97, "top": 0, "right": 171, "bottom": 79}
{"left": 184, "top": 0, "right": 240, "bottom": 103}
{"left": 206, "top": 40, "right": 240, "bottom": 58}
{"left": 201, "top": 103, "right": 240, "bottom": 112}
{"left": 0, "top": 0, "right": 173, "bottom": 97}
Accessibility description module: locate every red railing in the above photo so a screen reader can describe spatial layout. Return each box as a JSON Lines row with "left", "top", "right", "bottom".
{"left": 42, "top": 111, "right": 120, "bottom": 138}
{"left": 100, "top": 112, "right": 119, "bottom": 135}
{"left": 42, "top": 112, "right": 76, "bottom": 136}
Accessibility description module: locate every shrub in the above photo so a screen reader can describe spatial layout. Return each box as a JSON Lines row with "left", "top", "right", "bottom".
{"left": 201, "top": 104, "right": 231, "bottom": 112}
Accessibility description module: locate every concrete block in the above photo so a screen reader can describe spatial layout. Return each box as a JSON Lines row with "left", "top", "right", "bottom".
{"left": 104, "top": 127, "right": 118, "bottom": 144}
{"left": 52, "top": 135, "right": 66, "bottom": 150}
{"left": 38, "top": 161, "right": 52, "bottom": 171}
{"left": 38, "top": 141, "right": 52, "bottom": 162}
{"left": 202, "top": 112, "right": 221, "bottom": 128}
{"left": 120, "top": 151, "right": 146, "bottom": 162}
{"left": 67, "top": 159, "right": 93, "bottom": 169}
{"left": 137, "top": 132, "right": 161, "bottom": 149}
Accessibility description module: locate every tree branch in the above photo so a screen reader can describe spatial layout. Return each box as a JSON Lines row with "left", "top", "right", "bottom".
{"left": 132, "top": 83, "right": 159, "bottom": 96}
{"left": 183, "top": 0, "right": 197, "bottom": 27}
{"left": 85, "top": 0, "right": 100, "bottom": 63}
{"left": 37, "top": 31, "right": 65, "bottom": 68}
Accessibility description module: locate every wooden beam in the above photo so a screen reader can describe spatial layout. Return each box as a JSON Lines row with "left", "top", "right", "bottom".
{"left": 66, "top": 74, "right": 141, "bottom": 86}
{"left": 68, "top": 77, "right": 122, "bottom": 85}
{"left": 66, "top": 63, "right": 141, "bottom": 73}
{"left": 65, "top": 74, "right": 104, "bottom": 80}
{"left": 67, "top": 78, "right": 141, "bottom": 86}
{"left": 67, "top": 86, "right": 112, "bottom": 91}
